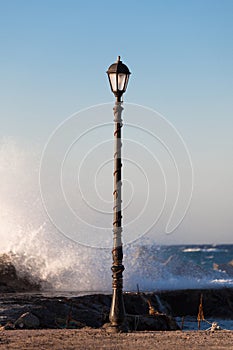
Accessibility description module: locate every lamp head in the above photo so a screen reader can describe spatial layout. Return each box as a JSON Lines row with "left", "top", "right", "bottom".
{"left": 107, "top": 56, "right": 131, "bottom": 101}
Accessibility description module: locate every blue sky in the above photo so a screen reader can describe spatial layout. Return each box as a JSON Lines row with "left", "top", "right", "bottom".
{"left": 0, "top": 0, "right": 233, "bottom": 244}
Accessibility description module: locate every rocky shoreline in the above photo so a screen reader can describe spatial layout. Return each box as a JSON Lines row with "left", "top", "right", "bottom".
{"left": 0, "top": 292, "right": 179, "bottom": 331}
{"left": 1, "top": 253, "right": 233, "bottom": 331}
{"left": 0, "top": 288, "right": 233, "bottom": 331}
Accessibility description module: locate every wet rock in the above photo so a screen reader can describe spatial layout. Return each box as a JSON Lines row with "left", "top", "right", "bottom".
{"left": 124, "top": 293, "right": 171, "bottom": 316}
{"left": 126, "top": 314, "right": 179, "bottom": 331}
{"left": 15, "top": 312, "right": 40, "bottom": 329}
{"left": 29, "top": 305, "right": 57, "bottom": 328}
{"left": 0, "top": 253, "right": 42, "bottom": 292}
{"left": 0, "top": 254, "right": 18, "bottom": 292}
{"left": 157, "top": 288, "right": 233, "bottom": 318}
{"left": 71, "top": 294, "right": 111, "bottom": 327}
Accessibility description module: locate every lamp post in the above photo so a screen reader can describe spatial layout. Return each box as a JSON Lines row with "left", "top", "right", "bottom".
{"left": 106, "top": 56, "right": 131, "bottom": 332}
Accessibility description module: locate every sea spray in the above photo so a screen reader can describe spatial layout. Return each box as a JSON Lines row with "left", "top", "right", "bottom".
{"left": 0, "top": 138, "right": 110, "bottom": 290}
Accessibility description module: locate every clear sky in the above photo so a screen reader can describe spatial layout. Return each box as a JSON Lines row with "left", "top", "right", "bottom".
{"left": 0, "top": 0, "right": 233, "bottom": 245}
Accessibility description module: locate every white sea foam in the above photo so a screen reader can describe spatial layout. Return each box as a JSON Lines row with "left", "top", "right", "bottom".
{"left": 183, "top": 247, "right": 228, "bottom": 253}
{"left": 182, "top": 248, "right": 202, "bottom": 252}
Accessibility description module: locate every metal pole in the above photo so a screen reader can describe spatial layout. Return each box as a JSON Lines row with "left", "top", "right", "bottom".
{"left": 108, "top": 100, "right": 125, "bottom": 331}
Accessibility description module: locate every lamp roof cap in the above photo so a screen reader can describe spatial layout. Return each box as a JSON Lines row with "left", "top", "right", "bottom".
{"left": 107, "top": 56, "right": 131, "bottom": 75}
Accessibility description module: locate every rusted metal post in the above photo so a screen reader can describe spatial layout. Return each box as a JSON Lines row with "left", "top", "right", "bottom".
{"left": 108, "top": 100, "right": 125, "bottom": 332}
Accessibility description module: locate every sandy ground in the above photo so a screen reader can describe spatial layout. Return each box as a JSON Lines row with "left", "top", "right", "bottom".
{"left": 1, "top": 329, "right": 233, "bottom": 350}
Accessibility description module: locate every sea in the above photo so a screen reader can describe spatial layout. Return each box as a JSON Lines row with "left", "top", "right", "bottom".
{"left": 126, "top": 244, "right": 233, "bottom": 292}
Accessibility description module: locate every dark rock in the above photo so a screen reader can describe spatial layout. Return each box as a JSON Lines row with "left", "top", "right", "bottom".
{"left": 0, "top": 254, "right": 42, "bottom": 292}
{"left": 157, "top": 288, "right": 233, "bottom": 318}
{"left": 29, "top": 305, "right": 57, "bottom": 328}
{"left": 69, "top": 294, "right": 111, "bottom": 327}
{"left": 126, "top": 314, "right": 179, "bottom": 331}
{"left": 15, "top": 312, "right": 40, "bottom": 329}
{"left": 124, "top": 293, "right": 171, "bottom": 316}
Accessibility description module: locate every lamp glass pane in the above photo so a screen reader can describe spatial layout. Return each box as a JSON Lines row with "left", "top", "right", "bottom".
{"left": 118, "top": 73, "right": 126, "bottom": 91}
{"left": 124, "top": 75, "right": 129, "bottom": 91}
{"left": 109, "top": 73, "right": 117, "bottom": 92}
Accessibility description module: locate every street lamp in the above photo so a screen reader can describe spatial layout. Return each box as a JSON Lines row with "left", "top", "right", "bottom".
{"left": 106, "top": 56, "right": 131, "bottom": 332}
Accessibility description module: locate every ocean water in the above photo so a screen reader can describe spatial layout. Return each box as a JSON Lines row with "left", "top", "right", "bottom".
{"left": 123, "top": 244, "right": 233, "bottom": 292}
{"left": 175, "top": 316, "right": 233, "bottom": 331}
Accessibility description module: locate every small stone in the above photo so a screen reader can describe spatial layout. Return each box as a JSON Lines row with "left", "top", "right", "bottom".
{"left": 15, "top": 312, "right": 40, "bottom": 329}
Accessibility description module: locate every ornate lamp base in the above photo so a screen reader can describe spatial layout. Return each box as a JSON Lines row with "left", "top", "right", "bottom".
{"left": 104, "top": 322, "right": 128, "bottom": 333}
